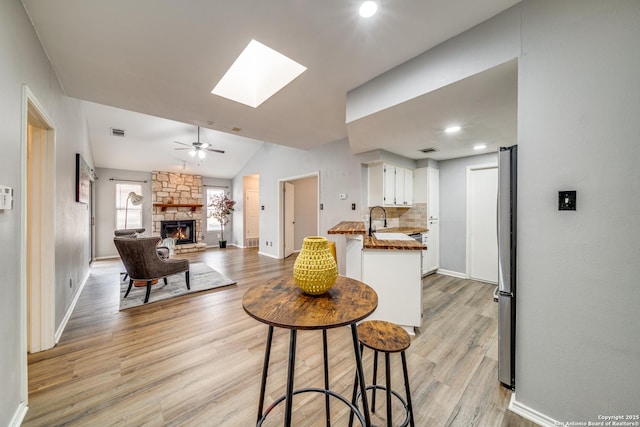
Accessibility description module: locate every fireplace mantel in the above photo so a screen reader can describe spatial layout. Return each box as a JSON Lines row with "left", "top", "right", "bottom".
{"left": 153, "top": 203, "right": 203, "bottom": 212}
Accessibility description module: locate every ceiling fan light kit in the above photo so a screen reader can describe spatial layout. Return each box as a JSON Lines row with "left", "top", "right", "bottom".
{"left": 174, "top": 126, "right": 225, "bottom": 160}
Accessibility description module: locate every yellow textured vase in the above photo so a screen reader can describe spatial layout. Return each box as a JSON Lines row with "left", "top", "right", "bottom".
{"left": 293, "top": 236, "right": 338, "bottom": 295}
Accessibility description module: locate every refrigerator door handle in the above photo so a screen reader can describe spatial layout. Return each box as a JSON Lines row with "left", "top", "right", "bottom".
{"left": 493, "top": 286, "right": 499, "bottom": 302}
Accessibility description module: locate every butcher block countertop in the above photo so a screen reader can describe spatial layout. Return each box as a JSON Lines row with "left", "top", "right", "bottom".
{"left": 328, "top": 221, "right": 426, "bottom": 250}
{"left": 327, "top": 221, "right": 366, "bottom": 235}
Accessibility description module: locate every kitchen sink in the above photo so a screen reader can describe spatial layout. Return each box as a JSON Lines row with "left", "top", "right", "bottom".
{"left": 373, "top": 232, "right": 413, "bottom": 241}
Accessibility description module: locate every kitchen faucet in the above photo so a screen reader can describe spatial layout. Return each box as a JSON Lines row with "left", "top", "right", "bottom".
{"left": 369, "top": 206, "right": 387, "bottom": 236}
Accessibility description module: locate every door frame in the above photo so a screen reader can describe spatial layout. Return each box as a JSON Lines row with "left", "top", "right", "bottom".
{"left": 277, "top": 171, "right": 320, "bottom": 259}
{"left": 20, "top": 85, "right": 57, "bottom": 405}
{"left": 283, "top": 182, "right": 295, "bottom": 258}
{"left": 465, "top": 163, "right": 498, "bottom": 281}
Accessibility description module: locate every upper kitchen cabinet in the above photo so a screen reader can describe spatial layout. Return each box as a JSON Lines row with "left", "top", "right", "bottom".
{"left": 427, "top": 167, "right": 439, "bottom": 219}
{"left": 413, "top": 167, "right": 427, "bottom": 203}
{"left": 369, "top": 163, "right": 413, "bottom": 207}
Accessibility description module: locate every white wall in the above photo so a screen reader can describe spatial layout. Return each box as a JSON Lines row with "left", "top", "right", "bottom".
{"left": 346, "top": 4, "right": 521, "bottom": 123}
{"left": 1, "top": 0, "right": 94, "bottom": 424}
{"left": 439, "top": 153, "right": 498, "bottom": 275}
{"left": 94, "top": 168, "right": 152, "bottom": 258}
{"left": 346, "top": 0, "right": 640, "bottom": 423}
{"left": 516, "top": 0, "right": 640, "bottom": 421}
{"left": 232, "top": 139, "right": 363, "bottom": 264}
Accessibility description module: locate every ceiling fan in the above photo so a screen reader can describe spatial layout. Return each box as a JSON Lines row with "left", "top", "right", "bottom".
{"left": 173, "top": 126, "right": 225, "bottom": 159}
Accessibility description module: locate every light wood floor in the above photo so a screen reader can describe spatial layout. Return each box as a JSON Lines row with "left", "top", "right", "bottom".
{"left": 24, "top": 247, "right": 537, "bottom": 426}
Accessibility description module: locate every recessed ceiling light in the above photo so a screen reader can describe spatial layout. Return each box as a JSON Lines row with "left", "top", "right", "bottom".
{"left": 473, "top": 144, "right": 487, "bottom": 150}
{"left": 445, "top": 125, "right": 461, "bottom": 134}
{"left": 359, "top": 1, "right": 378, "bottom": 18}
{"left": 211, "top": 39, "right": 307, "bottom": 108}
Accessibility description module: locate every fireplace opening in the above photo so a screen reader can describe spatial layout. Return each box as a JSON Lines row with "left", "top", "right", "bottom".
{"left": 160, "top": 220, "right": 196, "bottom": 245}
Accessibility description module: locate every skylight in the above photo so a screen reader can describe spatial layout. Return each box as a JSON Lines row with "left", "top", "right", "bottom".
{"left": 211, "top": 39, "right": 307, "bottom": 108}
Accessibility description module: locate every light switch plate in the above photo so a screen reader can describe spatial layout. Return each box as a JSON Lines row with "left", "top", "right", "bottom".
{"left": 558, "top": 190, "right": 576, "bottom": 210}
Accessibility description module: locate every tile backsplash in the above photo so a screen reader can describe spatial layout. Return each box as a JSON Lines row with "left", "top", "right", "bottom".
{"left": 366, "top": 203, "right": 427, "bottom": 229}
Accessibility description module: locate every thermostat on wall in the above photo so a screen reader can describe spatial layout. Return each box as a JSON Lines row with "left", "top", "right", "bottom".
{"left": 0, "top": 186, "right": 14, "bottom": 210}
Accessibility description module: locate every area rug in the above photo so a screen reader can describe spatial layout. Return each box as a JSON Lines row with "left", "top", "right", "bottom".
{"left": 120, "top": 262, "right": 236, "bottom": 310}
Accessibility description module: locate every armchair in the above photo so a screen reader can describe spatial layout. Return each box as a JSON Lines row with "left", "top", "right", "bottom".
{"left": 114, "top": 236, "right": 190, "bottom": 304}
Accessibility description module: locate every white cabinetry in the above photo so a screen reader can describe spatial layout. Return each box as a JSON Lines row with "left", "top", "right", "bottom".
{"left": 425, "top": 220, "right": 440, "bottom": 272}
{"left": 413, "top": 167, "right": 427, "bottom": 203}
{"left": 427, "top": 167, "right": 439, "bottom": 219}
{"left": 369, "top": 163, "right": 413, "bottom": 207}
{"left": 362, "top": 249, "right": 423, "bottom": 331}
{"left": 421, "top": 233, "right": 429, "bottom": 276}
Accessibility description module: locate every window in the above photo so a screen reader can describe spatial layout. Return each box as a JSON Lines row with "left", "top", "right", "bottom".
{"left": 116, "top": 183, "right": 143, "bottom": 229}
{"left": 206, "top": 188, "right": 225, "bottom": 231}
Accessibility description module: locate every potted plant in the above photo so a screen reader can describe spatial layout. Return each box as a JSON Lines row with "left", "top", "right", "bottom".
{"left": 208, "top": 193, "right": 236, "bottom": 248}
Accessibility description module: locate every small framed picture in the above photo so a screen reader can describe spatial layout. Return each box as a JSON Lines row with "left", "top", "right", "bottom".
{"left": 75, "top": 153, "right": 90, "bottom": 204}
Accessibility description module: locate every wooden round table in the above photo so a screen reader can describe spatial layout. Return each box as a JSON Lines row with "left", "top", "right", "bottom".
{"left": 243, "top": 275, "right": 378, "bottom": 426}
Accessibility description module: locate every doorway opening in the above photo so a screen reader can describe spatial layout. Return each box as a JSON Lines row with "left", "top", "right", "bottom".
{"left": 20, "top": 85, "right": 57, "bottom": 410}
{"left": 243, "top": 174, "right": 260, "bottom": 247}
{"left": 24, "top": 87, "right": 57, "bottom": 353}
{"left": 278, "top": 173, "right": 319, "bottom": 259}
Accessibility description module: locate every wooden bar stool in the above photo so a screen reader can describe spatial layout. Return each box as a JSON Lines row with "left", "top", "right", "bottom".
{"left": 350, "top": 320, "right": 415, "bottom": 427}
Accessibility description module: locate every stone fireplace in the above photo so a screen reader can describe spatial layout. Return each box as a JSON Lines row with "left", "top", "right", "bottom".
{"left": 151, "top": 171, "right": 206, "bottom": 254}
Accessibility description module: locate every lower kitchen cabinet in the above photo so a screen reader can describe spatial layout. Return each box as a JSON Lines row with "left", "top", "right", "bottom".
{"left": 362, "top": 249, "right": 423, "bottom": 332}
{"left": 423, "top": 221, "right": 440, "bottom": 274}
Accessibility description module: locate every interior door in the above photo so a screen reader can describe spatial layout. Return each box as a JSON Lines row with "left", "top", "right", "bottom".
{"left": 468, "top": 165, "right": 498, "bottom": 283}
{"left": 284, "top": 182, "right": 295, "bottom": 258}
{"left": 245, "top": 189, "right": 259, "bottom": 246}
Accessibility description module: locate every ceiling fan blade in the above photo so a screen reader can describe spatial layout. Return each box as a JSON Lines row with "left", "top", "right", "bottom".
{"left": 206, "top": 148, "right": 225, "bottom": 154}
{"left": 174, "top": 147, "right": 190, "bottom": 151}
{"left": 173, "top": 141, "right": 191, "bottom": 147}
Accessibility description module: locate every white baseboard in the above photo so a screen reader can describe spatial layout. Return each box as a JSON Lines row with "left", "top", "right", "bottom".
{"left": 9, "top": 401, "right": 28, "bottom": 427}
{"left": 437, "top": 269, "right": 467, "bottom": 279}
{"left": 55, "top": 267, "right": 90, "bottom": 344}
{"left": 509, "top": 393, "right": 558, "bottom": 427}
{"left": 257, "top": 251, "right": 280, "bottom": 259}
{"left": 94, "top": 255, "right": 119, "bottom": 261}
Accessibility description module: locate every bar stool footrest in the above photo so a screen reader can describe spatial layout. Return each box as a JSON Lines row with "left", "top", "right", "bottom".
{"left": 259, "top": 387, "right": 367, "bottom": 427}
{"left": 353, "top": 384, "right": 412, "bottom": 427}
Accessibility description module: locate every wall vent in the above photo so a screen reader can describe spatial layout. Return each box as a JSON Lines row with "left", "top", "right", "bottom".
{"left": 419, "top": 147, "right": 438, "bottom": 153}
{"left": 110, "top": 128, "right": 125, "bottom": 137}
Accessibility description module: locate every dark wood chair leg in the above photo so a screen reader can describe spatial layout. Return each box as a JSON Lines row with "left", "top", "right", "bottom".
{"left": 185, "top": 270, "right": 190, "bottom": 290}
{"left": 322, "top": 330, "right": 331, "bottom": 427}
{"left": 385, "top": 352, "right": 392, "bottom": 427}
{"left": 144, "top": 281, "right": 152, "bottom": 303}
{"left": 372, "top": 350, "right": 379, "bottom": 413}
{"left": 401, "top": 351, "right": 415, "bottom": 427}
{"left": 124, "top": 279, "right": 134, "bottom": 298}
{"left": 257, "top": 326, "right": 274, "bottom": 424}
{"left": 349, "top": 343, "right": 364, "bottom": 427}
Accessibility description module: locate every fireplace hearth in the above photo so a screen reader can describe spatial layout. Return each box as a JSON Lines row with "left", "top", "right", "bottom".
{"left": 160, "top": 220, "right": 196, "bottom": 245}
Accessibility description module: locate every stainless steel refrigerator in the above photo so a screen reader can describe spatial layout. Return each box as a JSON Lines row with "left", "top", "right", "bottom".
{"left": 496, "top": 145, "right": 517, "bottom": 389}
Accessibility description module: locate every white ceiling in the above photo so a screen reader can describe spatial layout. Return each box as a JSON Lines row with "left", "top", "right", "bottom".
{"left": 84, "top": 101, "right": 263, "bottom": 178}
{"left": 22, "top": 0, "right": 520, "bottom": 177}
{"left": 347, "top": 59, "right": 518, "bottom": 160}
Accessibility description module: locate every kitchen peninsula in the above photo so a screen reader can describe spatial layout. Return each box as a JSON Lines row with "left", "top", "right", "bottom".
{"left": 328, "top": 221, "right": 426, "bottom": 333}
